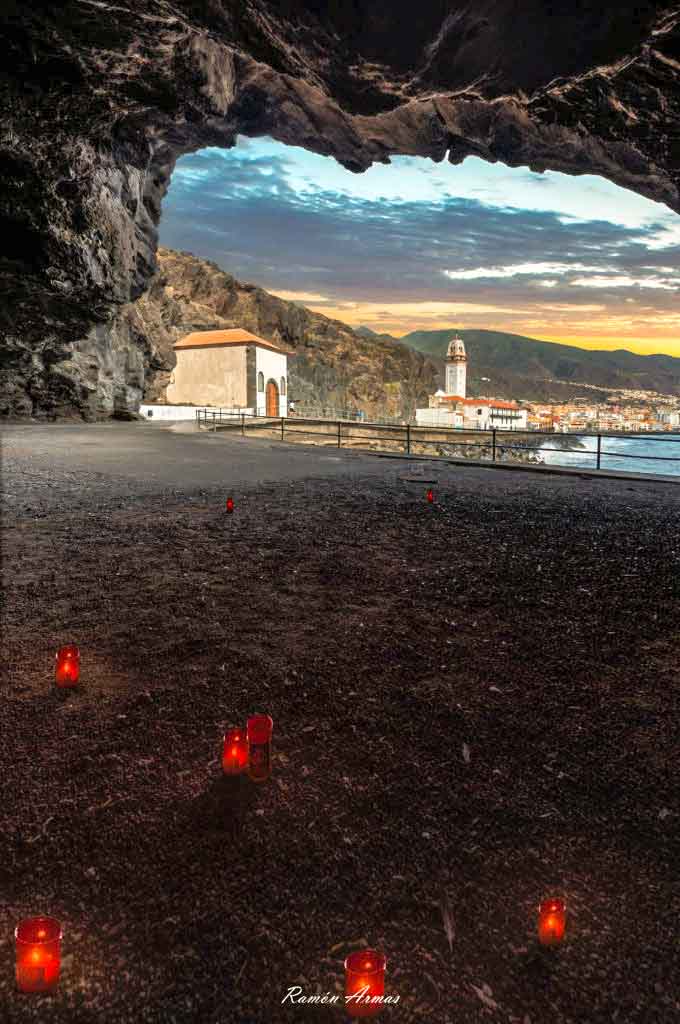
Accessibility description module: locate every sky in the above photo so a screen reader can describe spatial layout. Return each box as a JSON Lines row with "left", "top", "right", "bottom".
{"left": 159, "top": 136, "right": 680, "bottom": 356}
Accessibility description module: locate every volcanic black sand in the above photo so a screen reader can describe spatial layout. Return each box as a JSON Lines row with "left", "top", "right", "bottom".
{"left": 2, "top": 423, "right": 680, "bottom": 1023}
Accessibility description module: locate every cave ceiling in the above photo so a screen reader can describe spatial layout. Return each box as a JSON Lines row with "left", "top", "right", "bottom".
{"left": 1, "top": 1, "right": 679, "bottom": 415}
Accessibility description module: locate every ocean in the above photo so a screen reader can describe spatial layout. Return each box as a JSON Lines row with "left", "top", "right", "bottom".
{"left": 539, "top": 433, "right": 680, "bottom": 477}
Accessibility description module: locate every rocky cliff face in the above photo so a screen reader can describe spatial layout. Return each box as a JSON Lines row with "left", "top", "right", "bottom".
{"left": 121, "top": 248, "right": 440, "bottom": 421}
{"left": 1, "top": 2, "right": 679, "bottom": 417}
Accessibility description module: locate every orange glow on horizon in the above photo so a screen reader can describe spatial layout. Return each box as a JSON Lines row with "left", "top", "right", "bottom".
{"left": 290, "top": 298, "right": 680, "bottom": 357}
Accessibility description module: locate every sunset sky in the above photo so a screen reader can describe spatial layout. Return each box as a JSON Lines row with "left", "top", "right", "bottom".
{"left": 160, "top": 136, "right": 680, "bottom": 357}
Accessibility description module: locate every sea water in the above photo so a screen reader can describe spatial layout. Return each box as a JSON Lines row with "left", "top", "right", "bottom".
{"left": 540, "top": 434, "right": 680, "bottom": 477}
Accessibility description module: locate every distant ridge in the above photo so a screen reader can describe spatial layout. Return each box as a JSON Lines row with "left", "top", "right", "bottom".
{"left": 396, "top": 327, "right": 680, "bottom": 402}
{"left": 356, "top": 325, "right": 401, "bottom": 343}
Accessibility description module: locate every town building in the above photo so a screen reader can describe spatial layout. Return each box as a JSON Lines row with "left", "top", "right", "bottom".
{"left": 164, "top": 328, "right": 293, "bottom": 416}
{"left": 461, "top": 398, "right": 528, "bottom": 431}
{"left": 415, "top": 335, "right": 528, "bottom": 430}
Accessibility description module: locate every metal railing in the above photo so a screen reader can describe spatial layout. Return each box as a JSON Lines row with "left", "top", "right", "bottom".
{"left": 195, "top": 410, "right": 680, "bottom": 474}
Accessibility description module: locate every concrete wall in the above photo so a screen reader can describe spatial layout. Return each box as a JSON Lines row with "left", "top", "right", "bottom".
{"left": 416, "top": 408, "right": 462, "bottom": 428}
{"left": 255, "top": 347, "right": 288, "bottom": 416}
{"left": 140, "top": 404, "right": 256, "bottom": 421}
{"left": 166, "top": 345, "right": 247, "bottom": 406}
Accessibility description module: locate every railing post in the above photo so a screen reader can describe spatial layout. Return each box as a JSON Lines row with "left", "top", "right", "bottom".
{"left": 338, "top": 421, "right": 341, "bottom": 448}
{"left": 241, "top": 413, "right": 245, "bottom": 436}
{"left": 492, "top": 428, "right": 497, "bottom": 462}
{"left": 281, "top": 416, "right": 285, "bottom": 441}
{"left": 406, "top": 423, "right": 411, "bottom": 455}
{"left": 596, "top": 433, "right": 601, "bottom": 470}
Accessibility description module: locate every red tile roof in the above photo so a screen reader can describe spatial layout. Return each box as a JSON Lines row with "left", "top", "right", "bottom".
{"left": 174, "top": 328, "right": 294, "bottom": 356}
{"left": 438, "top": 396, "right": 522, "bottom": 410}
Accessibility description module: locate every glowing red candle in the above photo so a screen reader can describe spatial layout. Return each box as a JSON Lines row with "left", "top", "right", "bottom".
{"left": 344, "top": 950, "right": 387, "bottom": 1018}
{"left": 426, "top": 488, "right": 434, "bottom": 503}
{"left": 55, "top": 645, "right": 80, "bottom": 687}
{"left": 226, "top": 497, "right": 234, "bottom": 513}
{"left": 538, "top": 897, "right": 566, "bottom": 946}
{"left": 15, "top": 917, "right": 62, "bottom": 993}
{"left": 222, "top": 727, "right": 248, "bottom": 775}
{"left": 247, "top": 714, "right": 273, "bottom": 783}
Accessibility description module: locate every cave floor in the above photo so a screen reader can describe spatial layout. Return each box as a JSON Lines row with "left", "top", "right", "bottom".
{"left": 2, "top": 423, "right": 680, "bottom": 1023}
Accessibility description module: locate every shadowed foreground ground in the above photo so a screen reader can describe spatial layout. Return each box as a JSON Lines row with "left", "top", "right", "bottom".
{"left": 2, "top": 425, "right": 680, "bottom": 1023}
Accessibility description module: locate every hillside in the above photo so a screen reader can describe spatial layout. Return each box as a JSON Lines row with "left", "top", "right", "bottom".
{"left": 395, "top": 328, "right": 680, "bottom": 403}
{"left": 122, "top": 249, "right": 439, "bottom": 420}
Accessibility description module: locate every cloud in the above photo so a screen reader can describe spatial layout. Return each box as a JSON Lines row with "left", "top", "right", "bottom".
{"left": 160, "top": 144, "right": 680, "bottom": 348}
{"left": 443, "top": 262, "right": 600, "bottom": 280}
{"left": 569, "top": 275, "right": 678, "bottom": 290}
{"left": 267, "top": 289, "right": 334, "bottom": 304}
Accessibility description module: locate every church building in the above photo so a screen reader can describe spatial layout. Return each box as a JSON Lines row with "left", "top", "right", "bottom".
{"left": 415, "top": 334, "right": 528, "bottom": 430}
{"left": 415, "top": 334, "right": 468, "bottom": 426}
{"left": 165, "top": 328, "right": 293, "bottom": 416}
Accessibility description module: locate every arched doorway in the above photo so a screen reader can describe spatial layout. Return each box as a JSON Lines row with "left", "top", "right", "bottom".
{"left": 266, "top": 379, "right": 279, "bottom": 416}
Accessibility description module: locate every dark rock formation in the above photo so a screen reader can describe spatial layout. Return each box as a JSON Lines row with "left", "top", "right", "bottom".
{"left": 1, "top": 2, "right": 679, "bottom": 417}
{"left": 121, "top": 247, "right": 440, "bottom": 421}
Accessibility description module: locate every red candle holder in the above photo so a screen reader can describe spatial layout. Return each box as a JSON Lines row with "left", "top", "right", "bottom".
{"left": 222, "top": 727, "right": 249, "bottom": 775}
{"left": 15, "top": 917, "right": 62, "bottom": 993}
{"left": 538, "top": 897, "right": 566, "bottom": 946}
{"left": 344, "top": 950, "right": 387, "bottom": 1018}
{"left": 226, "top": 497, "right": 234, "bottom": 513}
{"left": 55, "top": 645, "right": 80, "bottom": 687}
{"left": 426, "top": 488, "right": 434, "bottom": 503}
{"left": 247, "top": 714, "right": 273, "bottom": 783}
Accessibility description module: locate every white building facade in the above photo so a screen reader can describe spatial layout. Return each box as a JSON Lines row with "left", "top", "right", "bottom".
{"left": 445, "top": 335, "right": 467, "bottom": 398}
{"left": 253, "top": 343, "right": 289, "bottom": 417}
{"left": 462, "top": 400, "right": 528, "bottom": 431}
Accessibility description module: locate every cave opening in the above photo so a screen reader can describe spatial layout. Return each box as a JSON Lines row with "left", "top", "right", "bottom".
{"left": 150, "top": 133, "right": 680, "bottom": 421}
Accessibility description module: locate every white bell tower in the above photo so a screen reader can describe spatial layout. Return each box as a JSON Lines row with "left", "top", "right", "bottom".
{"left": 445, "top": 334, "right": 467, "bottom": 397}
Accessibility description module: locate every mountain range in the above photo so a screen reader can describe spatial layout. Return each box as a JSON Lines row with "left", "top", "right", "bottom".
{"left": 358, "top": 327, "right": 680, "bottom": 403}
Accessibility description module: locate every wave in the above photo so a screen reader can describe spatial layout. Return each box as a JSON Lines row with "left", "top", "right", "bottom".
{"left": 539, "top": 434, "right": 680, "bottom": 476}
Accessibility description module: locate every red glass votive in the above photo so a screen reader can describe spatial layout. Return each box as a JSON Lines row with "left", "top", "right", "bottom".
{"left": 55, "top": 645, "right": 80, "bottom": 687}
{"left": 538, "top": 897, "right": 566, "bottom": 946}
{"left": 15, "top": 917, "right": 62, "bottom": 993}
{"left": 247, "top": 714, "right": 273, "bottom": 783}
{"left": 222, "top": 728, "right": 249, "bottom": 775}
{"left": 426, "top": 488, "right": 434, "bottom": 503}
{"left": 226, "top": 497, "right": 234, "bottom": 513}
{"left": 344, "top": 950, "right": 387, "bottom": 1018}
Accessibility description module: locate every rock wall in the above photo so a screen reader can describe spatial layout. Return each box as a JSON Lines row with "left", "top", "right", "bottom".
{"left": 117, "top": 248, "right": 441, "bottom": 422}
{"left": 1, "top": 2, "right": 679, "bottom": 417}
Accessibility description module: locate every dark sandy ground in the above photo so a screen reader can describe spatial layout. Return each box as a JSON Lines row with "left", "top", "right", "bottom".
{"left": 1, "top": 423, "right": 680, "bottom": 1023}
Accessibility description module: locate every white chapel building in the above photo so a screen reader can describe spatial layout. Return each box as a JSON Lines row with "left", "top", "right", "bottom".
{"left": 164, "top": 328, "right": 293, "bottom": 416}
